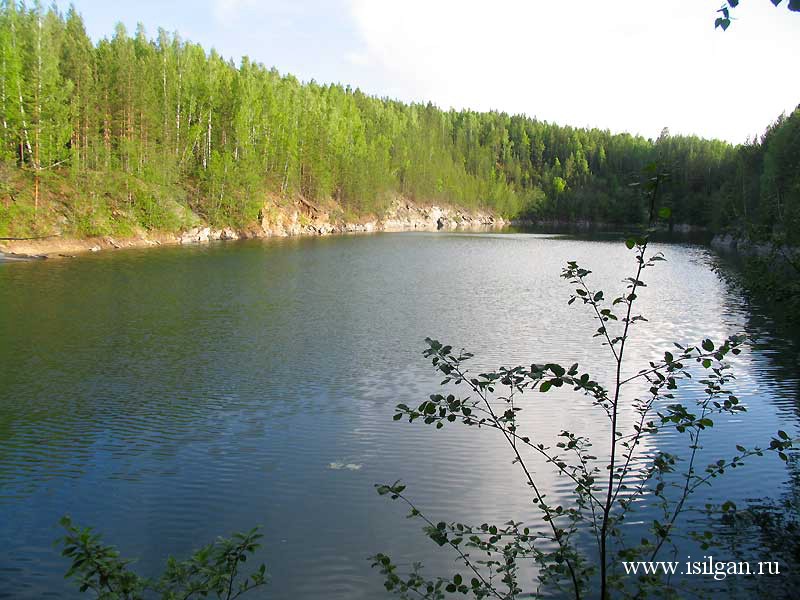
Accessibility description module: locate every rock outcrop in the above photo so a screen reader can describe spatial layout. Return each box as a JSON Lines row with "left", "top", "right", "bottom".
{"left": 0, "top": 196, "right": 506, "bottom": 258}
{"left": 253, "top": 197, "right": 505, "bottom": 239}
{"left": 379, "top": 199, "right": 502, "bottom": 232}
{"left": 711, "top": 233, "right": 777, "bottom": 258}
{"left": 179, "top": 226, "right": 241, "bottom": 244}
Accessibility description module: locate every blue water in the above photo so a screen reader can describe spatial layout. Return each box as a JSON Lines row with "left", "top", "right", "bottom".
{"left": 0, "top": 232, "right": 797, "bottom": 598}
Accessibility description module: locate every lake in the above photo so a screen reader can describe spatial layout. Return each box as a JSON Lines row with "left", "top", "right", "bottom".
{"left": 1, "top": 232, "right": 798, "bottom": 598}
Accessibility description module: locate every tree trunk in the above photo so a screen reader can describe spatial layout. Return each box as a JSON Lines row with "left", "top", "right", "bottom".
{"left": 103, "top": 91, "right": 110, "bottom": 169}
{"left": 34, "top": 12, "right": 43, "bottom": 218}
{"left": 175, "top": 62, "right": 181, "bottom": 157}
{"left": 1, "top": 52, "right": 8, "bottom": 144}
{"left": 11, "top": 19, "right": 33, "bottom": 167}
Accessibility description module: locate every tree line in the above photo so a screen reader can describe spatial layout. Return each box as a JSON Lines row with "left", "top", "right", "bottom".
{"left": 0, "top": 2, "right": 796, "bottom": 238}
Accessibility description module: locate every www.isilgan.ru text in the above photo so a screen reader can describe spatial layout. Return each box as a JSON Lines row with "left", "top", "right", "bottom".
{"left": 622, "top": 556, "right": 781, "bottom": 580}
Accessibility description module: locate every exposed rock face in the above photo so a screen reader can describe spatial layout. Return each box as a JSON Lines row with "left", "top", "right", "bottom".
{"left": 379, "top": 199, "right": 503, "bottom": 232}
{"left": 179, "top": 227, "right": 210, "bottom": 244}
{"left": 340, "top": 221, "right": 377, "bottom": 233}
{"left": 711, "top": 233, "right": 797, "bottom": 261}
{"left": 180, "top": 226, "right": 241, "bottom": 244}
{"left": 176, "top": 196, "right": 506, "bottom": 244}
{"left": 1, "top": 196, "right": 506, "bottom": 258}
{"left": 258, "top": 207, "right": 304, "bottom": 237}
{"left": 180, "top": 227, "right": 241, "bottom": 248}
{"left": 711, "top": 233, "right": 738, "bottom": 251}
{"left": 251, "top": 196, "right": 504, "bottom": 240}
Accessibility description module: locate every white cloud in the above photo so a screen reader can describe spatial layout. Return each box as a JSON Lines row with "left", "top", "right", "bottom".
{"left": 213, "top": 0, "right": 259, "bottom": 25}
{"left": 213, "top": 0, "right": 311, "bottom": 27}
{"left": 345, "top": 50, "right": 372, "bottom": 67}
{"left": 347, "top": 0, "right": 800, "bottom": 143}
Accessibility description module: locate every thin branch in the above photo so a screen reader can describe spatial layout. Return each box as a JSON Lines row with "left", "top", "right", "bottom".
{"left": 447, "top": 359, "right": 583, "bottom": 600}
{"left": 391, "top": 491, "right": 506, "bottom": 600}
{"left": 599, "top": 241, "right": 647, "bottom": 600}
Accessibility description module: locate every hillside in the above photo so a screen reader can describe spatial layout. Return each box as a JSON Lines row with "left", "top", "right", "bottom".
{"left": 0, "top": 4, "right": 797, "bottom": 243}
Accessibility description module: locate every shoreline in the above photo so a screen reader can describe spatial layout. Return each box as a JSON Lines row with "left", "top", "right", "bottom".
{"left": 0, "top": 198, "right": 717, "bottom": 263}
{"left": 0, "top": 198, "right": 507, "bottom": 261}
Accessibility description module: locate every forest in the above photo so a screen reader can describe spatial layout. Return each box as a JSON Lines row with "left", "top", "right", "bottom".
{"left": 0, "top": 2, "right": 798, "bottom": 241}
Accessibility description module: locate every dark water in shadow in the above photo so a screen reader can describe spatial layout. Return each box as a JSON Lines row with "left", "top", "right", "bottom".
{"left": 0, "top": 232, "right": 797, "bottom": 598}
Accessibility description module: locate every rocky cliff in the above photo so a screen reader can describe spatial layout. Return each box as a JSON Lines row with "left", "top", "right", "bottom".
{"left": 0, "top": 197, "right": 506, "bottom": 259}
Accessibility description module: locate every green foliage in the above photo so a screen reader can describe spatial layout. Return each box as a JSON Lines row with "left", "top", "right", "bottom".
{"left": 371, "top": 170, "right": 797, "bottom": 599}
{"left": 0, "top": 2, "right": 772, "bottom": 238}
{"left": 715, "top": 108, "right": 800, "bottom": 244}
{"left": 58, "top": 516, "right": 268, "bottom": 599}
{"left": 69, "top": 194, "right": 114, "bottom": 237}
{"left": 711, "top": 457, "right": 800, "bottom": 597}
{"left": 715, "top": 0, "right": 800, "bottom": 30}
{"left": 0, "top": 3, "right": 795, "bottom": 238}
{"left": 713, "top": 108, "right": 800, "bottom": 321}
{"left": 0, "top": 196, "right": 35, "bottom": 237}
{"left": 739, "top": 253, "right": 800, "bottom": 325}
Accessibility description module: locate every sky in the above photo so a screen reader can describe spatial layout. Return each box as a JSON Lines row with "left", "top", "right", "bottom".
{"left": 55, "top": 0, "right": 800, "bottom": 144}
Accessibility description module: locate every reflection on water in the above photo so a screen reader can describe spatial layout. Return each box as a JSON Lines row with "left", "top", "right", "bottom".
{"left": 0, "top": 232, "right": 797, "bottom": 598}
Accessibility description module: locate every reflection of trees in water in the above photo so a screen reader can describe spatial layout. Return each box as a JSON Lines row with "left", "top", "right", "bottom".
{"left": 705, "top": 251, "right": 800, "bottom": 597}
{"left": 712, "top": 250, "right": 800, "bottom": 408}
{"left": 710, "top": 455, "right": 800, "bottom": 598}
{"left": 713, "top": 249, "right": 800, "bottom": 334}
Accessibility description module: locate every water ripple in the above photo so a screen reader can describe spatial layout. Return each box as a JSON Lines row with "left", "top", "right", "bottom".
{"left": 0, "top": 233, "right": 797, "bottom": 598}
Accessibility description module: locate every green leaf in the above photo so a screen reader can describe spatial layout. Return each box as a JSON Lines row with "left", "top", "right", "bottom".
{"left": 625, "top": 238, "right": 636, "bottom": 249}
{"left": 658, "top": 206, "right": 671, "bottom": 219}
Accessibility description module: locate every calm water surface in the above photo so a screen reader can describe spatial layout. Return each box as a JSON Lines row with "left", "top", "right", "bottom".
{"left": 0, "top": 232, "right": 798, "bottom": 598}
